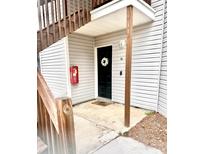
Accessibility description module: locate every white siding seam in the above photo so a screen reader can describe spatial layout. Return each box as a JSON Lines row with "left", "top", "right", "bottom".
{"left": 156, "top": 0, "right": 166, "bottom": 112}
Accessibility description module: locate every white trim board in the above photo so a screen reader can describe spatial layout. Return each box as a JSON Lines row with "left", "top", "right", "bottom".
{"left": 75, "top": 0, "right": 155, "bottom": 37}
{"left": 64, "top": 37, "right": 71, "bottom": 98}
{"left": 91, "top": 0, "right": 155, "bottom": 20}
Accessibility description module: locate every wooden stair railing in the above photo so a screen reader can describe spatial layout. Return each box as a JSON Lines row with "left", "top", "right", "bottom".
{"left": 37, "top": 70, "right": 59, "bottom": 133}
{"left": 37, "top": 0, "right": 91, "bottom": 52}
{"left": 37, "top": 70, "right": 76, "bottom": 154}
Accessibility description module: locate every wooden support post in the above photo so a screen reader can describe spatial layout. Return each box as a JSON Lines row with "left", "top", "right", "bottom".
{"left": 86, "top": 0, "right": 90, "bottom": 22}
{"left": 44, "top": 105, "right": 52, "bottom": 154}
{"left": 45, "top": 0, "right": 50, "bottom": 46}
{"left": 73, "top": 0, "right": 77, "bottom": 30}
{"left": 67, "top": 0, "right": 72, "bottom": 33}
{"left": 62, "top": 0, "right": 68, "bottom": 36}
{"left": 124, "top": 5, "right": 133, "bottom": 127}
{"left": 77, "top": 0, "right": 81, "bottom": 28}
{"left": 42, "top": 5, "right": 46, "bottom": 28}
{"left": 37, "top": 91, "right": 42, "bottom": 136}
{"left": 51, "top": 0, "right": 56, "bottom": 42}
{"left": 49, "top": 118, "right": 56, "bottom": 154}
{"left": 56, "top": 98, "right": 76, "bottom": 154}
{"left": 38, "top": 96, "right": 47, "bottom": 141}
{"left": 82, "top": 0, "right": 85, "bottom": 25}
{"left": 37, "top": 0, "right": 43, "bottom": 51}
{"left": 56, "top": 0, "right": 62, "bottom": 38}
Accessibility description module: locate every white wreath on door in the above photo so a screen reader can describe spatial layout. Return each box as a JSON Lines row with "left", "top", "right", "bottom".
{"left": 101, "top": 57, "right": 109, "bottom": 67}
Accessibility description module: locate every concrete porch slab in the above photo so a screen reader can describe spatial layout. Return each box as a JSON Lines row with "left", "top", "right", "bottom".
{"left": 92, "top": 136, "right": 163, "bottom": 154}
{"left": 73, "top": 100, "right": 149, "bottom": 134}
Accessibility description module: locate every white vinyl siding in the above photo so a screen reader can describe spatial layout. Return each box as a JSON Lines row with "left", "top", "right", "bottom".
{"left": 158, "top": 0, "right": 167, "bottom": 116}
{"left": 39, "top": 39, "right": 69, "bottom": 98}
{"left": 39, "top": 0, "right": 167, "bottom": 115}
{"left": 95, "top": 31, "right": 126, "bottom": 104}
{"left": 68, "top": 34, "right": 95, "bottom": 104}
{"left": 95, "top": 0, "right": 165, "bottom": 111}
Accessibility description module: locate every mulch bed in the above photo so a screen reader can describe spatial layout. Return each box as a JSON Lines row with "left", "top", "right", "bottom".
{"left": 127, "top": 112, "right": 167, "bottom": 154}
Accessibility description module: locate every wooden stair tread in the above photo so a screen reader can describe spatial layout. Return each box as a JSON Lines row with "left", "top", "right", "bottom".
{"left": 37, "top": 137, "right": 47, "bottom": 154}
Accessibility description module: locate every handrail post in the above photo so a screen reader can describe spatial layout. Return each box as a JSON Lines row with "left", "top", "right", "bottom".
{"left": 56, "top": 98, "right": 76, "bottom": 154}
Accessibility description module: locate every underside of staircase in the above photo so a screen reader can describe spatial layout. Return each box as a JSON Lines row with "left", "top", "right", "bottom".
{"left": 37, "top": 8, "right": 90, "bottom": 52}
{"left": 37, "top": 0, "right": 94, "bottom": 52}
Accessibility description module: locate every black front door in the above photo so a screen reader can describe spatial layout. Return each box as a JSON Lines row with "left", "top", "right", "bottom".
{"left": 97, "top": 46, "right": 112, "bottom": 99}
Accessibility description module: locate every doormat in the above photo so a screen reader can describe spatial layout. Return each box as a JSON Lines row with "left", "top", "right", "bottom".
{"left": 92, "top": 101, "right": 112, "bottom": 106}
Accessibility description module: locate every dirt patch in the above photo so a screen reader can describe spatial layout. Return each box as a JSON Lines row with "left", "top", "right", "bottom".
{"left": 127, "top": 112, "right": 167, "bottom": 154}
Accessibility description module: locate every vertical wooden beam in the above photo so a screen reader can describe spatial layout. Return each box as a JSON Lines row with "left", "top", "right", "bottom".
{"left": 91, "top": 0, "right": 94, "bottom": 9}
{"left": 51, "top": 0, "right": 56, "bottom": 42}
{"left": 56, "top": 0, "right": 62, "bottom": 38}
{"left": 54, "top": 0, "right": 58, "bottom": 22}
{"left": 73, "top": 0, "right": 77, "bottom": 30}
{"left": 37, "top": 91, "right": 42, "bottom": 136}
{"left": 67, "top": 0, "right": 72, "bottom": 33}
{"left": 124, "top": 5, "right": 133, "bottom": 127}
{"left": 45, "top": 0, "right": 50, "bottom": 45}
{"left": 86, "top": 0, "right": 90, "bottom": 22}
{"left": 55, "top": 131, "right": 61, "bottom": 154}
{"left": 56, "top": 98, "right": 76, "bottom": 154}
{"left": 37, "top": 0, "right": 44, "bottom": 51}
{"left": 39, "top": 97, "right": 46, "bottom": 141}
{"left": 62, "top": 0, "right": 68, "bottom": 36}
{"left": 42, "top": 5, "right": 46, "bottom": 28}
{"left": 49, "top": 118, "right": 56, "bottom": 154}
{"left": 77, "top": 0, "right": 81, "bottom": 28}
{"left": 44, "top": 106, "right": 52, "bottom": 154}
{"left": 82, "top": 0, "right": 85, "bottom": 25}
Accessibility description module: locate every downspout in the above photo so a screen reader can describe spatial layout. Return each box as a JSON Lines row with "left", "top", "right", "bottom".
{"left": 156, "top": 0, "right": 166, "bottom": 112}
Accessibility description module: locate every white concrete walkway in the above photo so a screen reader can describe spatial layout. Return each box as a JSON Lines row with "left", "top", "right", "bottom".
{"left": 92, "top": 136, "right": 163, "bottom": 154}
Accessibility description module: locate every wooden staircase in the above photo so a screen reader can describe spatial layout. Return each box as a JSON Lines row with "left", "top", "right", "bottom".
{"left": 37, "top": 70, "right": 76, "bottom": 154}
